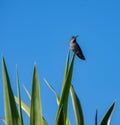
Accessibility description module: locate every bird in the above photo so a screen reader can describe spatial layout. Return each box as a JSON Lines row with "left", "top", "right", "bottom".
{"left": 70, "top": 36, "right": 85, "bottom": 60}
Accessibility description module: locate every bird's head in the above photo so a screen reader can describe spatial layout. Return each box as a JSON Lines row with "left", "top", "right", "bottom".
{"left": 70, "top": 35, "right": 79, "bottom": 43}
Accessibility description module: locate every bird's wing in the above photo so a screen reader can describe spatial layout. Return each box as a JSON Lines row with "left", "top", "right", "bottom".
{"left": 74, "top": 42, "right": 82, "bottom": 52}
{"left": 74, "top": 42, "right": 85, "bottom": 60}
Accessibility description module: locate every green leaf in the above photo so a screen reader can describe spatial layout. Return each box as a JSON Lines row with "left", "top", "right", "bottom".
{"left": 30, "top": 64, "right": 44, "bottom": 125}
{"left": 95, "top": 109, "right": 98, "bottom": 125}
{"left": 66, "top": 116, "right": 71, "bottom": 125}
{"left": 16, "top": 67, "right": 24, "bottom": 125}
{"left": 42, "top": 117, "right": 48, "bottom": 125}
{"left": 23, "top": 85, "right": 31, "bottom": 100}
{"left": 44, "top": 78, "right": 60, "bottom": 105}
{"left": 55, "top": 104, "right": 65, "bottom": 125}
{"left": 44, "top": 78, "right": 71, "bottom": 125}
{"left": 15, "top": 96, "right": 30, "bottom": 116}
{"left": 15, "top": 96, "right": 48, "bottom": 125}
{"left": 100, "top": 101, "right": 116, "bottom": 125}
{"left": 2, "top": 57, "right": 21, "bottom": 125}
{"left": 70, "top": 85, "right": 85, "bottom": 125}
{"left": 61, "top": 50, "right": 70, "bottom": 94}
{"left": 55, "top": 53, "right": 75, "bottom": 125}
{"left": 63, "top": 50, "right": 70, "bottom": 82}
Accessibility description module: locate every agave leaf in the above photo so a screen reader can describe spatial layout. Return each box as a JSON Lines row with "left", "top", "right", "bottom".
{"left": 61, "top": 50, "right": 70, "bottom": 93}
{"left": 44, "top": 78, "right": 71, "bottom": 125}
{"left": 55, "top": 104, "right": 65, "bottom": 125}
{"left": 70, "top": 85, "right": 85, "bottom": 125}
{"left": 15, "top": 96, "right": 30, "bottom": 116}
{"left": 59, "top": 54, "right": 75, "bottom": 119}
{"left": 44, "top": 78, "right": 60, "bottom": 105}
{"left": 2, "top": 57, "right": 22, "bottom": 125}
{"left": 15, "top": 96, "right": 48, "bottom": 125}
{"left": 66, "top": 116, "right": 71, "bottom": 125}
{"left": 100, "top": 101, "right": 116, "bottom": 125}
{"left": 23, "top": 85, "right": 31, "bottom": 100}
{"left": 16, "top": 67, "right": 24, "bottom": 125}
{"left": 30, "top": 64, "right": 44, "bottom": 125}
{"left": 95, "top": 109, "right": 98, "bottom": 125}
{"left": 42, "top": 117, "right": 48, "bottom": 125}
{"left": 63, "top": 50, "right": 70, "bottom": 81}
{"left": 55, "top": 53, "right": 75, "bottom": 125}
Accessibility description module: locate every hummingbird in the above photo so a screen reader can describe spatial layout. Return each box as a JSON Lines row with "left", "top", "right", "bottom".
{"left": 70, "top": 36, "right": 85, "bottom": 60}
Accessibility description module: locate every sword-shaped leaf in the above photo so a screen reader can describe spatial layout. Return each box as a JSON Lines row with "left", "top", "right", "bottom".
{"left": 16, "top": 66, "right": 24, "bottom": 125}
{"left": 95, "top": 109, "right": 98, "bottom": 125}
{"left": 44, "top": 78, "right": 71, "bottom": 125}
{"left": 15, "top": 96, "right": 30, "bottom": 116}
{"left": 15, "top": 96, "right": 48, "bottom": 125}
{"left": 44, "top": 78, "right": 60, "bottom": 105}
{"left": 100, "top": 101, "right": 116, "bottom": 125}
{"left": 61, "top": 50, "right": 70, "bottom": 94}
{"left": 55, "top": 104, "right": 65, "bottom": 125}
{"left": 23, "top": 85, "right": 31, "bottom": 100}
{"left": 2, "top": 57, "right": 21, "bottom": 125}
{"left": 55, "top": 53, "right": 75, "bottom": 125}
{"left": 70, "top": 85, "right": 85, "bottom": 125}
{"left": 30, "top": 64, "right": 44, "bottom": 125}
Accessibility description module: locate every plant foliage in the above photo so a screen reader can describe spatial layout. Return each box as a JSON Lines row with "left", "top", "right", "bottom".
{"left": 1, "top": 52, "right": 116, "bottom": 125}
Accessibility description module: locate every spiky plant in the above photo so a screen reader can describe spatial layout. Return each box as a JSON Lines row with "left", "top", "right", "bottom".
{"left": 0, "top": 51, "right": 115, "bottom": 125}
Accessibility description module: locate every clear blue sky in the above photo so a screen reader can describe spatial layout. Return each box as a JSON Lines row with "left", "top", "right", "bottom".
{"left": 0, "top": 0, "right": 120, "bottom": 125}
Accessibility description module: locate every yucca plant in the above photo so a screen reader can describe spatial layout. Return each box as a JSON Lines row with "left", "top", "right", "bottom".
{"left": 1, "top": 50, "right": 116, "bottom": 125}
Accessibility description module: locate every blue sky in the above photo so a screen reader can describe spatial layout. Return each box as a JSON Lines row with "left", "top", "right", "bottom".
{"left": 0, "top": 0, "right": 120, "bottom": 124}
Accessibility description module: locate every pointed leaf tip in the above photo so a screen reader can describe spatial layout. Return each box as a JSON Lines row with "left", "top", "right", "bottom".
{"left": 100, "top": 101, "right": 116, "bottom": 125}
{"left": 2, "top": 56, "right": 5, "bottom": 66}
{"left": 95, "top": 109, "right": 98, "bottom": 125}
{"left": 2, "top": 57, "right": 21, "bottom": 125}
{"left": 30, "top": 64, "right": 44, "bottom": 125}
{"left": 34, "top": 63, "right": 36, "bottom": 68}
